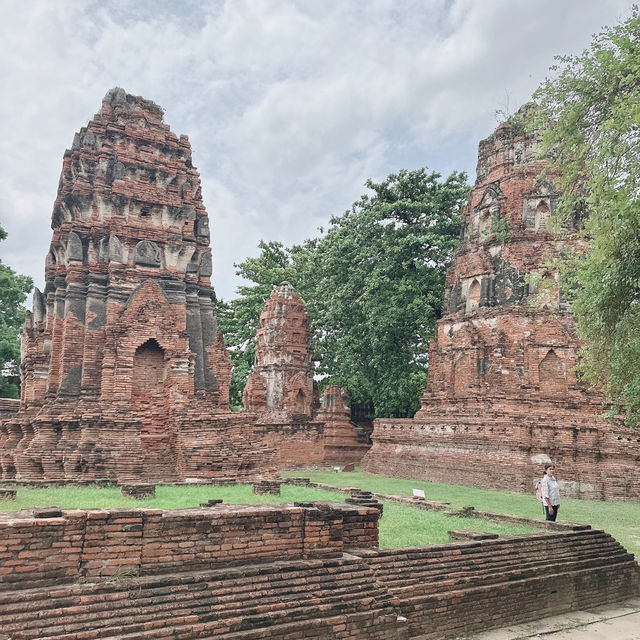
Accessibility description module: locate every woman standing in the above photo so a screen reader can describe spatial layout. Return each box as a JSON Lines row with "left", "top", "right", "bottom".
{"left": 542, "top": 463, "right": 560, "bottom": 521}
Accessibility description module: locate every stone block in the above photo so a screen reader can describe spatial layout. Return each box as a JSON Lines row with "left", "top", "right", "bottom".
{"left": 121, "top": 484, "right": 155, "bottom": 500}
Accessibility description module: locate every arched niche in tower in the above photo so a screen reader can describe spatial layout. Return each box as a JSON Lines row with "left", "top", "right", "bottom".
{"left": 466, "top": 279, "right": 481, "bottom": 314}
{"left": 473, "top": 182, "right": 504, "bottom": 238}
{"left": 535, "top": 201, "right": 550, "bottom": 232}
{"left": 538, "top": 349, "right": 565, "bottom": 395}
{"left": 131, "top": 338, "right": 166, "bottom": 406}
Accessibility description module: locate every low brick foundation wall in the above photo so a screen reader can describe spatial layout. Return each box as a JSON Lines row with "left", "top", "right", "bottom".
{"left": 0, "top": 502, "right": 379, "bottom": 588}
{"left": 360, "top": 529, "right": 640, "bottom": 639}
{"left": 0, "top": 502, "right": 637, "bottom": 639}
{"left": 362, "top": 415, "right": 640, "bottom": 500}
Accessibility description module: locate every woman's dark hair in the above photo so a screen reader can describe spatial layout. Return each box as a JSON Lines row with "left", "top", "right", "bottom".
{"left": 544, "top": 463, "right": 554, "bottom": 472}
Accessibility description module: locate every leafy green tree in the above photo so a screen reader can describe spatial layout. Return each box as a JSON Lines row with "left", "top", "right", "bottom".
{"left": 300, "top": 169, "right": 468, "bottom": 417}
{"left": 0, "top": 225, "right": 33, "bottom": 398}
{"left": 534, "top": 6, "right": 640, "bottom": 424}
{"left": 221, "top": 169, "right": 468, "bottom": 417}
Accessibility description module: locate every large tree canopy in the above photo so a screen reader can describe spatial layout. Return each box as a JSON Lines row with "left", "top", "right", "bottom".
{"left": 0, "top": 225, "right": 33, "bottom": 398}
{"left": 222, "top": 168, "right": 468, "bottom": 416}
{"left": 534, "top": 6, "right": 640, "bottom": 424}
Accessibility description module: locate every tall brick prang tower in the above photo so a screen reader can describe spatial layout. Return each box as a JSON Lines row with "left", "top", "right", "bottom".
{"left": 362, "top": 120, "right": 640, "bottom": 500}
{"left": 0, "top": 88, "right": 273, "bottom": 483}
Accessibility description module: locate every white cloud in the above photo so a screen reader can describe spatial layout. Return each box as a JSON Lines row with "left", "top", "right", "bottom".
{"left": 0, "top": 0, "right": 634, "bottom": 301}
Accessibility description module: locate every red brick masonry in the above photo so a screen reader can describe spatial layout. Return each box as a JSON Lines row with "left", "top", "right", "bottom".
{"left": 362, "top": 121, "right": 640, "bottom": 500}
{"left": 0, "top": 90, "right": 367, "bottom": 483}
{"left": 0, "top": 503, "right": 636, "bottom": 639}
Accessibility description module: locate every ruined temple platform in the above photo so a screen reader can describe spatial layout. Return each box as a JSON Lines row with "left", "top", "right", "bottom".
{"left": 0, "top": 501, "right": 637, "bottom": 639}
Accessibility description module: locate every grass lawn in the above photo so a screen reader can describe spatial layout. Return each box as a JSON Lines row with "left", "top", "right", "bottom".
{"left": 283, "top": 470, "right": 640, "bottom": 557}
{"left": 0, "top": 483, "right": 537, "bottom": 548}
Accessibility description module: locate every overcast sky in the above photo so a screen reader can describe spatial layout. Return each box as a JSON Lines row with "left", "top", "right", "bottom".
{"left": 0, "top": 0, "right": 633, "bottom": 302}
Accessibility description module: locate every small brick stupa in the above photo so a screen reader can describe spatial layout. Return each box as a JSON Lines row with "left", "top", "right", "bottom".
{"left": 0, "top": 88, "right": 274, "bottom": 483}
{"left": 362, "top": 120, "right": 640, "bottom": 500}
{"left": 243, "top": 282, "right": 315, "bottom": 420}
{"left": 317, "top": 385, "right": 370, "bottom": 465}
{"left": 243, "top": 283, "right": 368, "bottom": 466}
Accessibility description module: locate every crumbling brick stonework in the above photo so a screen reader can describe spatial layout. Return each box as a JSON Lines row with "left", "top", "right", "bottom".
{"left": 244, "top": 284, "right": 369, "bottom": 467}
{"left": 0, "top": 88, "right": 275, "bottom": 483}
{"left": 317, "top": 385, "right": 370, "bottom": 464}
{"left": 244, "top": 282, "right": 315, "bottom": 417}
{"left": 362, "top": 122, "right": 640, "bottom": 499}
{"left": 0, "top": 504, "right": 636, "bottom": 639}
{"left": 0, "top": 399, "right": 18, "bottom": 421}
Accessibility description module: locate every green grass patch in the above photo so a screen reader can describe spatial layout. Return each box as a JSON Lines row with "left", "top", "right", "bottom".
{"left": 0, "top": 482, "right": 537, "bottom": 548}
{"left": 284, "top": 470, "right": 640, "bottom": 557}
{"left": 378, "top": 502, "right": 537, "bottom": 547}
{"left": 0, "top": 484, "right": 346, "bottom": 512}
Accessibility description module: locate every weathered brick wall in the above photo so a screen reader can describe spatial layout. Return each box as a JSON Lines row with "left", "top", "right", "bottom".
{"left": 0, "top": 506, "right": 636, "bottom": 639}
{"left": 365, "top": 412, "right": 640, "bottom": 500}
{"left": 258, "top": 421, "right": 327, "bottom": 467}
{"left": 362, "top": 121, "right": 640, "bottom": 499}
{"left": 0, "top": 502, "right": 379, "bottom": 589}
{"left": 0, "top": 399, "right": 19, "bottom": 421}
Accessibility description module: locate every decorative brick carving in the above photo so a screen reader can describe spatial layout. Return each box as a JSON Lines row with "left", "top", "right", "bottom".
{"left": 0, "top": 88, "right": 274, "bottom": 484}
{"left": 362, "top": 122, "right": 640, "bottom": 500}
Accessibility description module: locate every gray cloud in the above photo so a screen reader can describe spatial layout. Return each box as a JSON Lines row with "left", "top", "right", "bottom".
{"left": 0, "top": 0, "right": 633, "bottom": 300}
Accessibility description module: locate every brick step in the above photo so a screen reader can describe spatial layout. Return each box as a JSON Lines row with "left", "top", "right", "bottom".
{"left": 0, "top": 560, "right": 394, "bottom": 639}
{"left": 370, "top": 530, "right": 613, "bottom": 562}
{"left": 367, "top": 532, "right": 618, "bottom": 576}
{"left": 30, "top": 608, "right": 399, "bottom": 640}
{"left": 369, "top": 541, "right": 626, "bottom": 588}
{"left": 1, "top": 571, "right": 384, "bottom": 637}
{"left": 0, "top": 556, "right": 377, "bottom": 612}
{"left": 397, "top": 558, "right": 640, "bottom": 613}
{"left": 0, "top": 556, "right": 348, "bottom": 606}
{"left": 391, "top": 554, "right": 637, "bottom": 597}
{"left": 369, "top": 544, "right": 627, "bottom": 589}
{"left": 12, "top": 590, "right": 392, "bottom": 640}
{"left": 368, "top": 539, "right": 624, "bottom": 577}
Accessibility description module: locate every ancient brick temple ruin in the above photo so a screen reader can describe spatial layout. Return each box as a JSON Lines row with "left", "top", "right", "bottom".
{"left": 362, "top": 121, "right": 640, "bottom": 500}
{"left": 245, "top": 282, "right": 368, "bottom": 466}
{"left": 0, "top": 88, "right": 276, "bottom": 483}
{"left": 0, "top": 89, "right": 367, "bottom": 483}
{"left": 0, "top": 502, "right": 637, "bottom": 639}
{"left": 243, "top": 282, "right": 315, "bottom": 418}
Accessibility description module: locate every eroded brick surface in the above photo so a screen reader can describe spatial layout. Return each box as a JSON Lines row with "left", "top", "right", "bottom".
{"left": 244, "top": 282, "right": 315, "bottom": 417}
{"left": 0, "top": 399, "right": 18, "bottom": 421}
{"left": 244, "top": 284, "right": 369, "bottom": 467}
{"left": 0, "top": 89, "right": 274, "bottom": 483}
{"left": 362, "top": 122, "right": 640, "bottom": 500}
{"left": 0, "top": 504, "right": 636, "bottom": 639}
